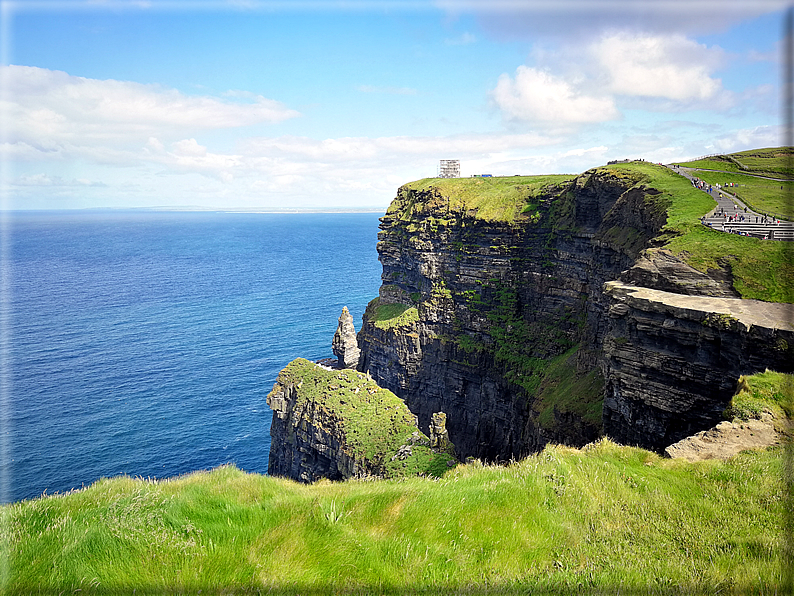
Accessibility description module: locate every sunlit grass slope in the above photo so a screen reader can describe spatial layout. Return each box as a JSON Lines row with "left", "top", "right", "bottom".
{"left": 391, "top": 162, "right": 793, "bottom": 302}
{"left": 682, "top": 169, "right": 792, "bottom": 219}
{"left": 604, "top": 162, "right": 794, "bottom": 303}
{"left": 2, "top": 439, "right": 786, "bottom": 594}
{"left": 674, "top": 147, "right": 794, "bottom": 180}
{"left": 396, "top": 174, "right": 575, "bottom": 223}
{"left": 673, "top": 147, "right": 794, "bottom": 218}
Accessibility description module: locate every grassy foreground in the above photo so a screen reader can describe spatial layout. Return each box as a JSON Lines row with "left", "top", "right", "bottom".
{"left": 1, "top": 438, "right": 788, "bottom": 594}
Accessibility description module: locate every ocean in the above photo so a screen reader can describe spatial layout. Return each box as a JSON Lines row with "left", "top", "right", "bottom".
{"left": 3, "top": 210, "right": 383, "bottom": 504}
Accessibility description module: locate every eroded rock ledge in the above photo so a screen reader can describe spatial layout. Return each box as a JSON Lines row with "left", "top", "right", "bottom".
{"left": 602, "top": 281, "right": 794, "bottom": 450}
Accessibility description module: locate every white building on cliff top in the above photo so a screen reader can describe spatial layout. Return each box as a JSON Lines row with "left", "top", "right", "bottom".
{"left": 438, "top": 159, "right": 460, "bottom": 178}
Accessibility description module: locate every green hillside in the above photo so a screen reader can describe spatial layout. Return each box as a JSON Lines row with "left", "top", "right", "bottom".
{"left": 394, "top": 160, "right": 794, "bottom": 302}
{"left": 674, "top": 147, "right": 794, "bottom": 218}
{"left": 674, "top": 147, "right": 794, "bottom": 180}
{"left": 2, "top": 439, "right": 787, "bottom": 594}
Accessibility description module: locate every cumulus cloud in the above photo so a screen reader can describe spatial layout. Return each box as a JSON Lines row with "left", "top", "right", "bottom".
{"left": 490, "top": 66, "right": 619, "bottom": 126}
{"left": 594, "top": 33, "right": 723, "bottom": 101}
{"left": 1, "top": 65, "right": 300, "bottom": 148}
{"left": 490, "top": 31, "right": 731, "bottom": 126}
{"left": 171, "top": 138, "right": 208, "bottom": 157}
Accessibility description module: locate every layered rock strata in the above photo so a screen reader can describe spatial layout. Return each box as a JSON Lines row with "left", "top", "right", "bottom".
{"left": 602, "top": 281, "right": 794, "bottom": 449}
{"left": 357, "top": 169, "right": 669, "bottom": 459}
{"left": 356, "top": 166, "right": 792, "bottom": 457}
{"left": 268, "top": 163, "right": 793, "bottom": 479}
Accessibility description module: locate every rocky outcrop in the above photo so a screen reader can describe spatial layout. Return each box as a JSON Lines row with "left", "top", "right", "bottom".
{"left": 619, "top": 249, "right": 739, "bottom": 298}
{"left": 332, "top": 306, "right": 360, "bottom": 369}
{"left": 601, "top": 281, "right": 794, "bottom": 450}
{"left": 429, "top": 412, "right": 454, "bottom": 454}
{"left": 267, "top": 164, "right": 792, "bottom": 478}
{"left": 267, "top": 358, "right": 456, "bottom": 482}
{"left": 664, "top": 413, "right": 780, "bottom": 462}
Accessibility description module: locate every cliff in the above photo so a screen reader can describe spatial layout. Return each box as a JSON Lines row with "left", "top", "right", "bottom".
{"left": 356, "top": 165, "right": 794, "bottom": 458}
{"left": 266, "top": 161, "right": 793, "bottom": 480}
{"left": 602, "top": 281, "right": 794, "bottom": 449}
{"left": 267, "top": 358, "right": 456, "bottom": 481}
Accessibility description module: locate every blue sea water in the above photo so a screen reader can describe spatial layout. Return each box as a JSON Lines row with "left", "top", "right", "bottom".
{"left": 3, "top": 210, "right": 383, "bottom": 503}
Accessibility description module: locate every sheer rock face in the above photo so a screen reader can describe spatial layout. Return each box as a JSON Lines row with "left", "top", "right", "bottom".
{"left": 355, "top": 167, "right": 793, "bottom": 457}
{"left": 357, "top": 169, "right": 664, "bottom": 460}
{"left": 601, "top": 282, "right": 794, "bottom": 450}
{"left": 267, "top": 378, "right": 362, "bottom": 482}
{"left": 333, "top": 307, "right": 360, "bottom": 369}
{"left": 266, "top": 359, "right": 435, "bottom": 482}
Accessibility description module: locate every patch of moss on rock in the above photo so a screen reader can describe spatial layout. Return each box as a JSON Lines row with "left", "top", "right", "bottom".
{"left": 364, "top": 297, "right": 420, "bottom": 330}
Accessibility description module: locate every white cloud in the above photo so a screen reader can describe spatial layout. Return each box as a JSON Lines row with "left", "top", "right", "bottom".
{"left": 171, "top": 138, "right": 208, "bottom": 157}
{"left": 239, "top": 131, "right": 556, "bottom": 163}
{"left": 490, "top": 32, "right": 732, "bottom": 126}
{"left": 594, "top": 33, "right": 723, "bottom": 101}
{"left": 711, "top": 125, "right": 782, "bottom": 153}
{"left": 1, "top": 65, "right": 300, "bottom": 148}
{"left": 490, "top": 66, "right": 619, "bottom": 125}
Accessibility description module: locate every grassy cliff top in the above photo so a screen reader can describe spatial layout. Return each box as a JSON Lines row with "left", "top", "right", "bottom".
{"left": 601, "top": 161, "right": 794, "bottom": 302}
{"left": 674, "top": 147, "right": 794, "bottom": 217}
{"left": 386, "top": 159, "right": 793, "bottom": 302}
{"left": 391, "top": 174, "right": 575, "bottom": 223}
{"left": 674, "top": 146, "right": 794, "bottom": 180}
{"left": 270, "top": 358, "right": 450, "bottom": 478}
{"left": 3, "top": 437, "right": 787, "bottom": 593}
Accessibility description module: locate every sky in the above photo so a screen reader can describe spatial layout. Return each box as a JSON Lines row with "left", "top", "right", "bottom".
{"left": 0, "top": 0, "right": 790, "bottom": 211}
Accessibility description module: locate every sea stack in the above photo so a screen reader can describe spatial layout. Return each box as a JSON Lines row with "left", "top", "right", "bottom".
{"left": 332, "top": 306, "right": 360, "bottom": 369}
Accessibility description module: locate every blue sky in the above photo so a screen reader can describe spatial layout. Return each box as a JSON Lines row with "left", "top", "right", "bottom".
{"left": 0, "top": 0, "right": 789, "bottom": 210}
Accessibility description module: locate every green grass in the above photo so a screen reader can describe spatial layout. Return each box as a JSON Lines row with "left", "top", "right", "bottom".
{"left": 364, "top": 297, "right": 420, "bottom": 330}
{"left": 269, "top": 359, "right": 445, "bottom": 479}
{"left": 604, "top": 161, "right": 794, "bottom": 303}
{"left": 683, "top": 169, "right": 793, "bottom": 219}
{"left": 532, "top": 346, "right": 604, "bottom": 431}
{"left": 392, "top": 174, "right": 575, "bottom": 223}
{"left": 725, "top": 369, "right": 794, "bottom": 424}
{"left": 674, "top": 146, "right": 794, "bottom": 180}
{"left": 3, "top": 440, "right": 786, "bottom": 594}
{"left": 387, "top": 159, "right": 793, "bottom": 302}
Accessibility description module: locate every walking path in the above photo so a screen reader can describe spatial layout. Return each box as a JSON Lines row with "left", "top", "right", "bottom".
{"left": 665, "top": 164, "right": 794, "bottom": 241}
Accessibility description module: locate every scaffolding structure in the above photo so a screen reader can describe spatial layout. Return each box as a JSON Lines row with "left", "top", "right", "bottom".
{"left": 438, "top": 159, "right": 460, "bottom": 178}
